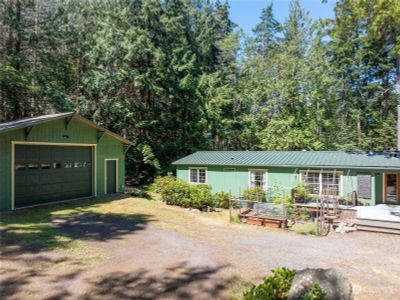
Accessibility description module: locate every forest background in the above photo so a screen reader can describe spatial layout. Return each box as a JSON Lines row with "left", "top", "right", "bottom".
{"left": 1, "top": 0, "right": 399, "bottom": 181}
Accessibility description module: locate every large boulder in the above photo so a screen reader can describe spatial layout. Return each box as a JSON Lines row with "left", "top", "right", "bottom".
{"left": 288, "top": 268, "right": 353, "bottom": 300}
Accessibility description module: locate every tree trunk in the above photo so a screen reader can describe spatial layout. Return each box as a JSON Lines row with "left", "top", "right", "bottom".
{"left": 13, "top": 0, "right": 22, "bottom": 119}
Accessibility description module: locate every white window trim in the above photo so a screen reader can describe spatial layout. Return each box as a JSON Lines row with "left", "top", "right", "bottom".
{"left": 248, "top": 169, "right": 268, "bottom": 191}
{"left": 188, "top": 167, "right": 208, "bottom": 184}
{"left": 299, "top": 170, "right": 343, "bottom": 197}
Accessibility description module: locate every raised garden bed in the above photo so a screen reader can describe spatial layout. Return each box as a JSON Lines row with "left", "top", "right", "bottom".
{"left": 243, "top": 214, "right": 287, "bottom": 228}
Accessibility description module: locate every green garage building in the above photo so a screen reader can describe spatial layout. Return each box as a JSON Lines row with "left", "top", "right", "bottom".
{"left": 0, "top": 112, "right": 132, "bottom": 211}
{"left": 173, "top": 151, "right": 400, "bottom": 206}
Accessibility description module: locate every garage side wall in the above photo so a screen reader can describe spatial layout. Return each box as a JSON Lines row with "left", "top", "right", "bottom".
{"left": 0, "top": 118, "right": 126, "bottom": 211}
{"left": 97, "top": 135, "right": 125, "bottom": 195}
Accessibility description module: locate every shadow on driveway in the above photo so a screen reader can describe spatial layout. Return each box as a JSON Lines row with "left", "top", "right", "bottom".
{"left": 0, "top": 261, "right": 235, "bottom": 300}
{"left": 82, "top": 261, "right": 234, "bottom": 300}
{"left": 0, "top": 195, "right": 153, "bottom": 257}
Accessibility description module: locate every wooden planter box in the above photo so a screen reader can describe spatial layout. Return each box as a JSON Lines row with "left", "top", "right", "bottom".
{"left": 247, "top": 217, "right": 287, "bottom": 228}
{"left": 247, "top": 217, "right": 263, "bottom": 226}
{"left": 262, "top": 219, "right": 285, "bottom": 228}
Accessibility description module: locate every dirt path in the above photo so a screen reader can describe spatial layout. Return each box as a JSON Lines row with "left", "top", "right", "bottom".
{"left": 1, "top": 197, "right": 400, "bottom": 299}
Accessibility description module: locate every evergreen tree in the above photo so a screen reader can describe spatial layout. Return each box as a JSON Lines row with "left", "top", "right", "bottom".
{"left": 1, "top": 0, "right": 399, "bottom": 181}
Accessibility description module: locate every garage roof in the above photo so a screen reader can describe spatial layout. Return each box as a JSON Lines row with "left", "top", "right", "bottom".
{"left": 172, "top": 151, "right": 400, "bottom": 169}
{"left": 0, "top": 112, "right": 133, "bottom": 145}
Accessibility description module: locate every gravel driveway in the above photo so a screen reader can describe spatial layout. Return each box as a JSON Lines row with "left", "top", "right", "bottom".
{"left": 1, "top": 196, "right": 400, "bottom": 299}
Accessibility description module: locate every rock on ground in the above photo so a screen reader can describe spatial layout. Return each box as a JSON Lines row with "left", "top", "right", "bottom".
{"left": 288, "top": 268, "right": 353, "bottom": 300}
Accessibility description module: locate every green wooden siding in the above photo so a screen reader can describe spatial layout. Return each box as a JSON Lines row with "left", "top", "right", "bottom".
{"left": 0, "top": 118, "right": 125, "bottom": 211}
{"left": 177, "top": 165, "right": 391, "bottom": 205}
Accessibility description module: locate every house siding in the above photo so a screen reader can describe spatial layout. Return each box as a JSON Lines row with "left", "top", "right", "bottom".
{"left": 0, "top": 118, "right": 125, "bottom": 211}
{"left": 177, "top": 165, "right": 389, "bottom": 205}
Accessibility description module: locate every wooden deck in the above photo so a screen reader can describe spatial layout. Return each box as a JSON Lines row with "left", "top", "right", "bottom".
{"left": 294, "top": 203, "right": 400, "bottom": 235}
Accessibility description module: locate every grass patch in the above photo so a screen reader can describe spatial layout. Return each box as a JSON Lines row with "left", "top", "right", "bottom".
{"left": 230, "top": 215, "right": 241, "bottom": 224}
{"left": 291, "top": 222, "right": 317, "bottom": 235}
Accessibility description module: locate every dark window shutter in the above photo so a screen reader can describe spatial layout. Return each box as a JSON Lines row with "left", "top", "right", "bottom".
{"left": 357, "top": 174, "right": 371, "bottom": 199}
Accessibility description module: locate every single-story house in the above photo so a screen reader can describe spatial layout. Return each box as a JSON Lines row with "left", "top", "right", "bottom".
{"left": 172, "top": 151, "right": 400, "bottom": 206}
{"left": 0, "top": 112, "right": 132, "bottom": 211}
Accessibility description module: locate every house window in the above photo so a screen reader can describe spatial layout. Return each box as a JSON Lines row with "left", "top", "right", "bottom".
{"left": 301, "top": 171, "right": 341, "bottom": 196}
{"left": 249, "top": 170, "right": 267, "bottom": 190}
{"left": 321, "top": 173, "right": 340, "bottom": 196}
{"left": 189, "top": 168, "right": 207, "bottom": 184}
{"left": 301, "top": 172, "right": 320, "bottom": 194}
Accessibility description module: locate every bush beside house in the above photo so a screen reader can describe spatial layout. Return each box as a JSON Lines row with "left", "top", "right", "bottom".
{"left": 154, "top": 176, "right": 214, "bottom": 210}
{"left": 213, "top": 191, "right": 232, "bottom": 209}
{"left": 155, "top": 176, "right": 237, "bottom": 210}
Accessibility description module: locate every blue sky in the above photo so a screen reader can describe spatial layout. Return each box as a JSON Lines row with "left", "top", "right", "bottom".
{"left": 229, "top": 0, "right": 336, "bottom": 35}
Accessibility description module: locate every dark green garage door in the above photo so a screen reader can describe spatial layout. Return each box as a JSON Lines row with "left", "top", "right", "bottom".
{"left": 14, "top": 145, "right": 93, "bottom": 208}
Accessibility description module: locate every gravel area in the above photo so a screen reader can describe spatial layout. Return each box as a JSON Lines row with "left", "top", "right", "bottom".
{"left": 1, "top": 197, "right": 400, "bottom": 299}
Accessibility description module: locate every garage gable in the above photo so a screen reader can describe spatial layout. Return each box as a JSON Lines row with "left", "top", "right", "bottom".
{"left": 0, "top": 112, "right": 132, "bottom": 145}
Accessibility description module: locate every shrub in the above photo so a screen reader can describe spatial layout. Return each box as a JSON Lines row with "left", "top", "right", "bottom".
{"left": 287, "top": 206, "right": 311, "bottom": 222}
{"left": 160, "top": 179, "right": 192, "bottom": 207}
{"left": 243, "top": 268, "right": 326, "bottom": 300}
{"left": 154, "top": 175, "right": 175, "bottom": 193}
{"left": 268, "top": 182, "right": 292, "bottom": 205}
{"left": 130, "top": 189, "right": 151, "bottom": 199}
{"left": 230, "top": 214, "right": 241, "bottom": 224}
{"left": 292, "top": 222, "right": 317, "bottom": 235}
{"left": 213, "top": 191, "right": 232, "bottom": 209}
{"left": 272, "top": 194, "right": 293, "bottom": 205}
{"left": 243, "top": 267, "right": 297, "bottom": 300}
{"left": 190, "top": 184, "right": 214, "bottom": 209}
{"left": 302, "top": 283, "right": 326, "bottom": 300}
{"left": 155, "top": 176, "right": 214, "bottom": 209}
{"left": 243, "top": 187, "right": 266, "bottom": 202}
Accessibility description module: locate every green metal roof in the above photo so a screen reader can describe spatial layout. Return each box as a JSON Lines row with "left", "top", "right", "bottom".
{"left": 172, "top": 151, "right": 400, "bottom": 169}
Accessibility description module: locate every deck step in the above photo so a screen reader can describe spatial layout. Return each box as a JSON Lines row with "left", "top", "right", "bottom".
{"left": 354, "top": 219, "right": 400, "bottom": 235}
{"left": 356, "top": 225, "right": 400, "bottom": 235}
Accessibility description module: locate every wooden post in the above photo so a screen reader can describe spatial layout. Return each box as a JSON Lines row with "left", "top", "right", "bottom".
{"left": 229, "top": 198, "right": 232, "bottom": 222}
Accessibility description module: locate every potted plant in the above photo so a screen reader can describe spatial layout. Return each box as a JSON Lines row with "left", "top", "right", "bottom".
{"left": 292, "top": 182, "right": 309, "bottom": 203}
